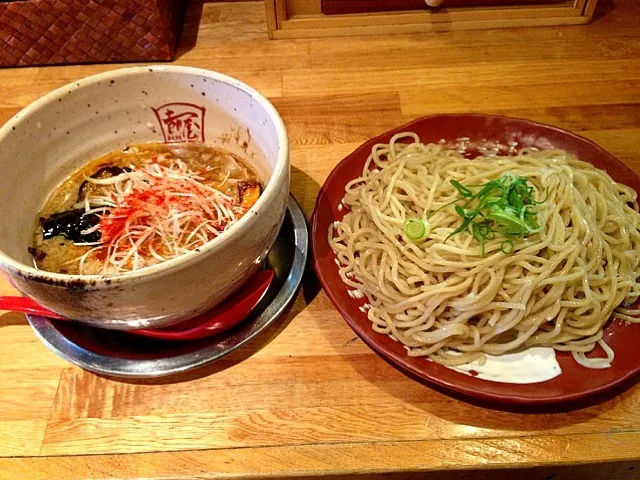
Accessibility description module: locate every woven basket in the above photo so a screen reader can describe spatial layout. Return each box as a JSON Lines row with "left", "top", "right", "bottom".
{"left": 0, "top": 0, "right": 187, "bottom": 67}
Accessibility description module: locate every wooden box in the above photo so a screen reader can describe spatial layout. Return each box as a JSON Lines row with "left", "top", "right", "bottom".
{"left": 266, "top": 0, "right": 598, "bottom": 38}
{"left": 0, "top": 0, "right": 188, "bottom": 67}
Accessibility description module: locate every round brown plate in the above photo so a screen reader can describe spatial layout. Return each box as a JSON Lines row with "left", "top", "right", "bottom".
{"left": 311, "top": 114, "right": 640, "bottom": 406}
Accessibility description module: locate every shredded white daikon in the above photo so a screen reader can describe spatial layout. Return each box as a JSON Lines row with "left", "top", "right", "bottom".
{"left": 72, "top": 158, "right": 251, "bottom": 274}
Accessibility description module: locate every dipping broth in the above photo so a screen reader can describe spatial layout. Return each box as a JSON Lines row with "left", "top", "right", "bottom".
{"left": 31, "top": 143, "right": 262, "bottom": 275}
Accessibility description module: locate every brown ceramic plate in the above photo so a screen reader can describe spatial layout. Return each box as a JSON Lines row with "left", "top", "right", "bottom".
{"left": 311, "top": 114, "right": 640, "bottom": 406}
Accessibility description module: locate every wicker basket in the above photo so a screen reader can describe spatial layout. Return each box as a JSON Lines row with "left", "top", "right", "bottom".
{"left": 0, "top": 0, "right": 188, "bottom": 67}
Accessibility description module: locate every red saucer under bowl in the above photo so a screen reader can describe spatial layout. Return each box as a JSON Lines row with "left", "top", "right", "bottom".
{"left": 132, "top": 269, "right": 274, "bottom": 340}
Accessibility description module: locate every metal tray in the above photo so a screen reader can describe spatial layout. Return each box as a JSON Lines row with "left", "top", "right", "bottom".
{"left": 27, "top": 195, "right": 308, "bottom": 378}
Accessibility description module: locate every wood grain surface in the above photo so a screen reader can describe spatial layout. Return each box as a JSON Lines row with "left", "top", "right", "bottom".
{"left": 1, "top": 0, "right": 639, "bottom": 478}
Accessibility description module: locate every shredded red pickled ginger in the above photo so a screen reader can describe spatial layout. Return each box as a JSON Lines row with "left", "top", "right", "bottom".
{"left": 78, "top": 158, "right": 248, "bottom": 274}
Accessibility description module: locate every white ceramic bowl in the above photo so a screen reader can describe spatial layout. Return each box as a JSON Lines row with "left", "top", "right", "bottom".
{"left": 0, "top": 66, "right": 289, "bottom": 329}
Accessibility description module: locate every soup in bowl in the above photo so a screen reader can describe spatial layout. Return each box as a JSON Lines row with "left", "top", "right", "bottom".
{"left": 0, "top": 66, "right": 289, "bottom": 329}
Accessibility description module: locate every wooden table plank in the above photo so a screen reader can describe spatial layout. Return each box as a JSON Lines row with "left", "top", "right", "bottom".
{"left": 399, "top": 80, "right": 640, "bottom": 115}
{"left": 0, "top": 0, "right": 639, "bottom": 477}
{"left": 0, "top": 421, "right": 48, "bottom": 457}
{"left": 3, "top": 433, "right": 640, "bottom": 479}
{"left": 282, "top": 59, "right": 640, "bottom": 97}
{"left": 0, "top": 369, "right": 60, "bottom": 421}
{"left": 39, "top": 392, "right": 640, "bottom": 456}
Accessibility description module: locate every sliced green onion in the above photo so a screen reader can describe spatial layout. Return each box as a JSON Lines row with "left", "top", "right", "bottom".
{"left": 487, "top": 207, "right": 527, "bottom": 235}
{"left": 501, "top": 240, "right": 515, "bottom": 254}
{"left": 444, "top": 172, "right": 546, "bottom": 256}
{"left": 451, "top": 180, "right": 473, "bottom": 197}
{"left": 403, "top": 218, "right": 430, "bottom": 242}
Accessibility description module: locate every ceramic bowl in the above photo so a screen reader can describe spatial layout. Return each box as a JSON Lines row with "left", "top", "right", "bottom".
{"left": 0, "top": 66, "right": 289, "bottom": 329}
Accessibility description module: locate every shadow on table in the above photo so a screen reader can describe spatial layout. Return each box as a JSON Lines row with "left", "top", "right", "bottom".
{"left": 592, "top": 0, "right": 615, "bottom": 22}
{"left": 174, "top": 0, "right": 205, "bottom": 60}
{"left": 0, "top": 311, "right": 28, "bottom": 328}
{"left": 290, "top": 165, "right": 324, "bottom": 307}
{"left": 106, "top": 296, "right": 301, "bottom": 386}
{"left": 340, "top": 346, "right": 639, "bottom": 433}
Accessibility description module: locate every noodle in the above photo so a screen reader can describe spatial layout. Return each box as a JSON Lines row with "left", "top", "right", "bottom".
{"left": 329, "top": 133, "right": 640, "bottom": 369}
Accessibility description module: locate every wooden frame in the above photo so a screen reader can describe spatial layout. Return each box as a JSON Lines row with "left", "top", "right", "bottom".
{"left": 266, "top": 0, "right": 597, "bottom": 38}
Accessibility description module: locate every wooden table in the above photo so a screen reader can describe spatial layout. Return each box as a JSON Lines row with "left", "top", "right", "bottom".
{"left": 1, "top": 1, "right": 639, "bottom": 478}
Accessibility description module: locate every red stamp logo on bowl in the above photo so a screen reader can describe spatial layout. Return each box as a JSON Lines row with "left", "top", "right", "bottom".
{"left": 152, "top": 103, "right": 206, "bottom": 143}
